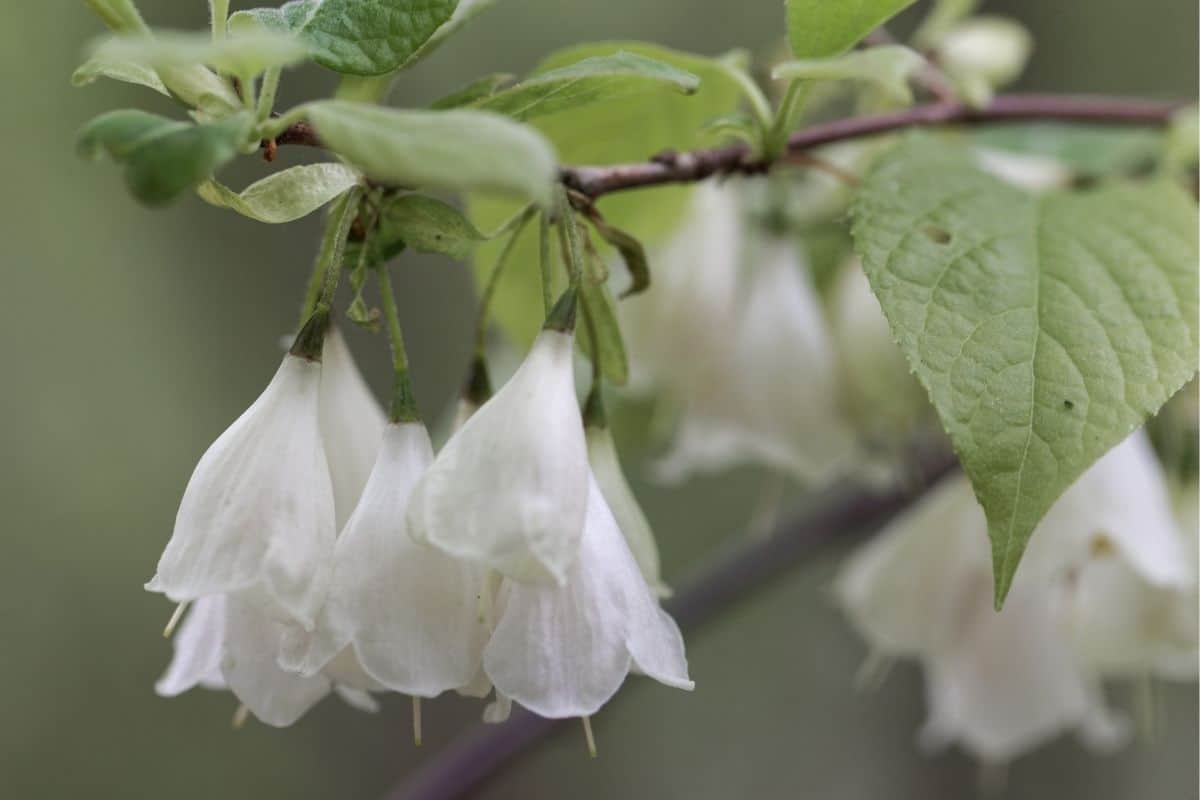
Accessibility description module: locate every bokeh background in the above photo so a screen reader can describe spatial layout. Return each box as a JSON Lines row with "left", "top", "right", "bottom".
{"left": 3, "top": 1, "right": 1197, "bottom": 798}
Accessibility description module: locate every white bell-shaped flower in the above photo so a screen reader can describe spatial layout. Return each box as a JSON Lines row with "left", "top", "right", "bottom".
{"left": 407, "top": 294, "right": 588, "bottom": 585}
{"left": 156, "top": 591, "right": 378, "bottom": 727}
{"left": 146, "top": 352, "right": 336, "bottom": 628}
{"left": 918, "top": 573, "right": 1129, "bottom": 763}
{"left": 482, "top": 473, "right": 693, "bottom": 718}
{"left": 281, "top": 422, "right": 491, "bottom": 698}
{"left": 320, "top": 326, "right": 386, "bottom": 528}
{"left": 618, "top": 182, "right": 742, "bottom": 395}
{"left": 656, "top": 234, "right": 858, "bottom": 482}
{"left": 586, "top": 419, "right": 670, "bottom": 597}
{"left": 836, "top": 429, "right": 1193, "bottom": 763}
{"left": 1035, "top": 434, "right": 1197, "bottom": 678}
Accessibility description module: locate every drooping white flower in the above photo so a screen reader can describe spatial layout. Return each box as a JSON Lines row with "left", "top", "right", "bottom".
{"left": 836, "top": 430, "right": 1195, "bottom": 763}
{"left": 281, "top": 422, "right": 490, "bottom": 698}
{"left": 156, "top": 591, "right": 378, "bottom": 727}
{"left": 618, "top": 182, "right": 742, "bottom": 395}
{"left": 1037, "top": 434, "right": 1197, "bottom": 679}
{"left": 146, "top": 352, "right": 336, "bottom": 628}
{"left": 656, "top": 234, "right": 858, "bottom": 482}
{"left": 918, "top": 574, "right": 1130, "bottom": 763}
{"left": 407, "top": 297, "right": 589, "bottom": 585}
{"left": 320, "top": 326, "right": 386, "bottom": 528}
{"left": 586, "top": 419, "right": 670, "bottom": 597}
{"left": 482, "top": 473, "right": 693, "bottom": 718}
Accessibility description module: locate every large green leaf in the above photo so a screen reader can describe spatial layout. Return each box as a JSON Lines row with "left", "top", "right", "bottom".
{"left": 78, "top": 110, "right": 253, "bottom": 206}
{"left": 785, "top": 0, "right": 916, "bottom": 58}
{"left": 197, "top": 163, "right": 360, "bottom": 222}
{"left": 469, "top": 42, "right": 744, "bottom": 346}
{"left": 851, "top": 136, "right": 1199, "bottom": 603}
{"left": 233, "top": 0, "right": 459, "bottom": 75}
{"left": 471, "top": 51, "right": 699, "bottom": 121}
{"left": 301, "top": 101, "right": 556, "bottom": 206}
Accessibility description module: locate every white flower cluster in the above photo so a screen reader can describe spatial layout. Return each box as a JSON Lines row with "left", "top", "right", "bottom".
{"left": 148, "top": 311, "right": 691, "bottom": 732}
{"left": 837, "top": 431, "right": 1198, "bottom": 764}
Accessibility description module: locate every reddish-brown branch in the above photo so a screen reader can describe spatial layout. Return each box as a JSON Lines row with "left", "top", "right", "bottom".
{"left": 267, "top": 93, "right": 1184, "bottom": 196}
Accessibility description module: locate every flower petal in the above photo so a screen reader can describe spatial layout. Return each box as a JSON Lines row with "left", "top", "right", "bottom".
{"left": 836, "top": 475, "right": 989, "bottom": 656}
{"left": 221, "top": 590, "right": 331, "bottom": 727}
{"left": 407, "top": 331, "right": 588, "bottom": 585}
{"left": 320, "top": 326, "right": 386, "bottom": 529}
{"left": 155, "top": 595, "right": 226, "bottom": 697}
{"left": 586, "top": 424, "right": 670, "bottom": 596}
{"left": 483, "top": 476, "right": 691, "bottom": 717}
{"left": 918, "top": 574, "right": 1123, "bottom": 762}
{"left": 147, "top": 355, "right": 336, "bottom": 627}
{"left": 297, "top": 424, "right": 490, "bottom": 696}
{"left": 1025, "top": 431, "right": 1188, "bottom": 587}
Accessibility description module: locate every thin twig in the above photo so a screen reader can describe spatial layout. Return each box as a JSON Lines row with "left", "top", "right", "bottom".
{"left": 387, "top": 446, "right": 959, "bottom": 800}
{"left": 267, "top": 93, "right": 1183, "bottom": 197}
{"left": 560, "top": 94, "right": 1184, "bottom": 198}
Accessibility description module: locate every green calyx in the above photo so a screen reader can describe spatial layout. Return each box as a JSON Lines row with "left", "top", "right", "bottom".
{"left": 582, "top": 384, "right": 607, "bottom": 429}
{"left": 289, "top": 307, "right": 331, "bottom": 361}
{"left": 388, "top": 367, "right": 421, "bottom": 424}
{"left": 464, "top": 353, "right": 493, "bottom": 406}
{"left": 543, "top": 286, "right": 578, "bottom": 333}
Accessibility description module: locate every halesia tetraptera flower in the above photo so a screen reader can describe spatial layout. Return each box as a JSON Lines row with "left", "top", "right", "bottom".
{"left": 156, "top": 591, "right": 381, "bottom": 727}
{"left": 280, "top": 422, "right": 491, "bottom": 700}
{"left": 836, "top": 430, "right": 1195, "bottom": 764}
{"left": 407, "top": 289, "right": 589, "bottom": 585}
{"left": 482, "top": 473, "right": 693, "bottom": 720}
{"left": 657, "top": 234, "right": 858, "bottom": 482}
{"left": 146, "top": 315, "right": 337, "bottom": 629}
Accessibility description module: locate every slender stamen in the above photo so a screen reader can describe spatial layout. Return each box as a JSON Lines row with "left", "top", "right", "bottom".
{"left": 231, "top": 703, "right": 250, "bottom": 730}
{"left": 412, "top": 696, "right": 423, "bottom": 747}
{"left": 162, "top": 601, "right": 189, "bottom": 638}
{"left": 581, "top": 716, "right": 597, "bottom": 758}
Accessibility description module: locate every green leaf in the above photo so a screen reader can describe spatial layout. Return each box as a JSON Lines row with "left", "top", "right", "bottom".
{"left": 772, "top": 45, "right": 925, "bottom": 105}
{"left": 301, "top": 101, "right": 557, "bottom": 206}
{"left": 90, "top": 30, "right": 310, "bottom": 81}
{"left": 851, "top": 136, "right": 1199, "bottom": 604}
{"left": 78, "top": 110, "right": 253, "bottom": 206}
{"left": 972, "top": 124, "right": 1164, "bottom": 177}
{"left": 85, "top": 0, "right": 149, "bottom": 33}
{"left": 469, "top": 42, "right": 744, "bottom": 345}
{"left": 785, "top": 0, "right": 916, "bottom": 58}
{"left": 430, "top": 72, "right": 516, "bottom": 109}
{"left": 71, "top": 57, "right": 169, "bottom": 96}
{"left": 196, "top": 163, "right": 360, "bottom": 222}
{"left": 578, "top": 278, "right": 629, "bottom": 386}
{"left": 234, "top": 0, "right": 460, "bottom": 76}
{"left": 585, "top": 214, "right": 650, "bottom": 297}
{"left": 470, "top": 51, "right": 700, "bottom": 122}
{"left": 372, "top": 194, "right": 488, "bottom": 259}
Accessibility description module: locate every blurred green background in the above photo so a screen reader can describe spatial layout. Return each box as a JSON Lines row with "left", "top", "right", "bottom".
{"left": 2, "top": 1, "right": 1196, "bottom": 798}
